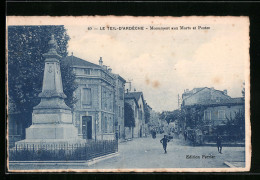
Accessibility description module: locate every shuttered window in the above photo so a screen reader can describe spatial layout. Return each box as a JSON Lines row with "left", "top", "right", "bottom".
{"left": 82, "top": 88, "right": 92, "bottom": 105}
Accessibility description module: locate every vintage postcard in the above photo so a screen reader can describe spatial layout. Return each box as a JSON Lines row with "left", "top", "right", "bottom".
{"left": 6, "top": 16, "right": 250, "bottom": 172}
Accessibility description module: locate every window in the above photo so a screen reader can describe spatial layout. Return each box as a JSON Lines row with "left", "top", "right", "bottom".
{"left": 109, "top": 93, "right": 112, "bottom": 110}
{"left": 84, "top": 68, "right": 91, "bottom": 75}
{"left": 103, "top": 91, "right": 107, "bottom": 109}
{"left": 102, "top": 116, "right": 108, "bottom": 133}
{"left": 218, "top": 110, "right": 225, "bottom": 120}
{"left": 82, "top": 88, "right": 92, "bottom": 105}
{"left": 204, "top": 110, "right": 211, "bottom": 120}
{"left": 109, "top": 117, "right": 113, "bottom": 133}
{"left": 119, "top": 88, "right": 124, "bottom": 100}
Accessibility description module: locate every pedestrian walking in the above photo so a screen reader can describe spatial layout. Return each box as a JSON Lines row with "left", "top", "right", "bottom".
{"left": 217, "top": 135, "right": 222, "bottom": 154}
{"left": 160, "top": 135, "right": 170, "bottom": 154}
{"left": 153, "top": 130, "right": 157, "bottom": 139}
{"left": 190, "top": 134, "right": 195, "bottom": 146}
{"left": 184, "top": 131, "right": 187, "bottom": 141}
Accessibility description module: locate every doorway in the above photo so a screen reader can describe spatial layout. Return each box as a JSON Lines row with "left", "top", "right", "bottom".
{"left": 82, "top": 116, "right": 92, "bottom": 139}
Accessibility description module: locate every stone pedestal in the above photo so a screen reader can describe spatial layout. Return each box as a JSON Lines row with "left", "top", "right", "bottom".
{"left": 15, "top": 35, "right": 85, "bottom": 147}
{"left": 17, "top": 124, "right": 84, "bottom": 146}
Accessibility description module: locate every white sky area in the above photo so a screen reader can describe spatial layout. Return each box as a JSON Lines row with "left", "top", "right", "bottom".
{"left": 7, "top": 16, "right": 250, "bottom": 112}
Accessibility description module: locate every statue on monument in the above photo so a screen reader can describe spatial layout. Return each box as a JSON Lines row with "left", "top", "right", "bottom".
{"left": 16, "top": 35, "right": 85, "bottom": 146}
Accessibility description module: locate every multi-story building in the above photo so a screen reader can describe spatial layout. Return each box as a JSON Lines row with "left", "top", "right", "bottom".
{"left": 63, "top": 55, "right": 125, "bottom": 140}
{"left": 125, "top": 91, "right": 146, "bottom": 138}
{"left": 181, "top": 87, "right": 245, "bottom": 136}
{"left": 112, "top": 74, "right": 126, "bottom": 139}
{"left": 182, "top": 87, "right": 230, "bottom": 106}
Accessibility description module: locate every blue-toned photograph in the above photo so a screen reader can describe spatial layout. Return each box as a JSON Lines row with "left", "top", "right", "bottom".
{"left": 6, "top": 16, "right": 250, "bottom": 172}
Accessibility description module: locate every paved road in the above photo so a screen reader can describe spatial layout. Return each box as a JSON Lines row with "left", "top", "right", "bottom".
{"left": 9, "top": 134, "right": 245, "bottom": 170}
{"left": 88, "top": 134, "right": 245, "bottom": 169}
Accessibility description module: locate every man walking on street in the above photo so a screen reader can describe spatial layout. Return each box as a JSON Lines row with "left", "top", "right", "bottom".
{"left": 217, "top": 135, "right": 222, "bottom": 154}
{"left": 184, "top": 131, "right": 187, "bottom": 141}
{"left": 160, "top": 135, "right": 170, "bottom": 154}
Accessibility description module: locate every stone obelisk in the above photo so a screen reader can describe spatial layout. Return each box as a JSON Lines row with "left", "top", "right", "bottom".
{"left": 16, "top": 35, "right": 85, "bottom": 146}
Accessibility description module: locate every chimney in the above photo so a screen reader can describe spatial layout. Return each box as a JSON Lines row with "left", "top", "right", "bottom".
{"left": 103, "top": 65, "right": 107, "bottom": 70}
{"left": 223, "top": 89, "right": 227, "bottom": 95}
{"left": 108, "top": 68, "right": 112, "bottom": 73}
{"left": 126, "top": 89, "right": 129, "bottom": 93}
{"left": 99, "top": 57, "right": 103, "bottom": 66}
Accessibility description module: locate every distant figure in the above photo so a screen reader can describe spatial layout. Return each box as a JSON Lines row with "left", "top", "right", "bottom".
{"left": 217, "top": 135, "right": 222, "bottom": 154}
{"left": 190, "top": 134, "right": 195, "bottom": 146}
{"left": 160, "top": 135, "right": 170, "bottom": 154}
{"left": 151, "top": 129, "right": 156, "bottom": 139}
{"left": 184, "top": 131, "right": 187, "bottom": 141}
{"left": 115, "top": 132, "right": 118, "bottom": 140}
{"left": 153, "top": 130, "right": 156, "bottom": 139}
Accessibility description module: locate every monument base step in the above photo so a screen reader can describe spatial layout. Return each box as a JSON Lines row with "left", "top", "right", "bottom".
{"left": 25, "top": 123, "right": 81, "bottom": 140}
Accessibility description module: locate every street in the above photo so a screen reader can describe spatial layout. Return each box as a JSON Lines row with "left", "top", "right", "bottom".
{"left": 88, "top": 134, "right": 245, "bottom": 169}
{"left": 9, "top": 134, "right": 245, "bottom": 170}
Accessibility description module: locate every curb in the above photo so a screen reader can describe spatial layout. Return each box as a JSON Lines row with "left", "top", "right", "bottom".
{"left": 87, "top": 152, "right": 119, "bottom": 166}
{"left": 224, "top": 161, "right": 236, "bottom": 168}
{"left": 9, "top": 152, "right": 119, "bottom": 168}
{"left": 202, "top": 143, "right": 245, "bottom": 147}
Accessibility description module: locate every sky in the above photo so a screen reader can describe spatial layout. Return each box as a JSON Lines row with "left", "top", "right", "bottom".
{"left": 7, "top": 16, "right": 250, "bottom": 112}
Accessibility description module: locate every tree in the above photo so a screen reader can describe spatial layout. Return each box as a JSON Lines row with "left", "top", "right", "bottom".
{"left": 60, "top": 62, "right": 78, "bottom": 109}
{"left": 124, "top": 103, "right": 135, "bottom": 127}
{"left": 179, "top": 105, "right": 206, "bottom": 129}
{"left": 8, "top": 26, "right": 77, "bottom": 117}
{"left": 159, "top": 110, "right": 180, "bottom": 125}
{"left": 144, "top": 104, "right": 151, "bottom": 124}
{"left": 225, "top": 109, "right": 245, "bottom": 137}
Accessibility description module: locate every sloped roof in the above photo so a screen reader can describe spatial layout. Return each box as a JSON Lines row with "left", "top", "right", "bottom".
{"left": 193, "top": 87, "right": 205, "bottom": 92}
{"left": 112, "top": 74, "right": 126, "bottom": 83}
{"left": 186, "top": 97, "right": 244, "bottom": 107}
{"left": 125, "top": 92, "right": 143, "bottom": 102}
{"left": 125, "top": 92, "right": 145, "bottom": 108}
{"left": 62, "top": 55, "right": 101, "bottom": 68}
{"left": 183, "top": 87, "right": 230, "bottom": 100}
{"left": 182, "top": 87, "right": 206, "bottom": 99}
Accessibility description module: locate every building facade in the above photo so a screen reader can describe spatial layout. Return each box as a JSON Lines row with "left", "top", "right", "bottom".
{"left": 125, "top": 92, "right": 146, "bottom": 138}
{"left": 182, "top": 87, "right": 230, "bottom": 106}
{"left": 113, "top": 74, "right": 126, "bottom": 139}
{"left": 63, "top": 55, "right": 125, "bottom": 140}
{"left": 181, "top": 87, "right": 245, "bottom": 139}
